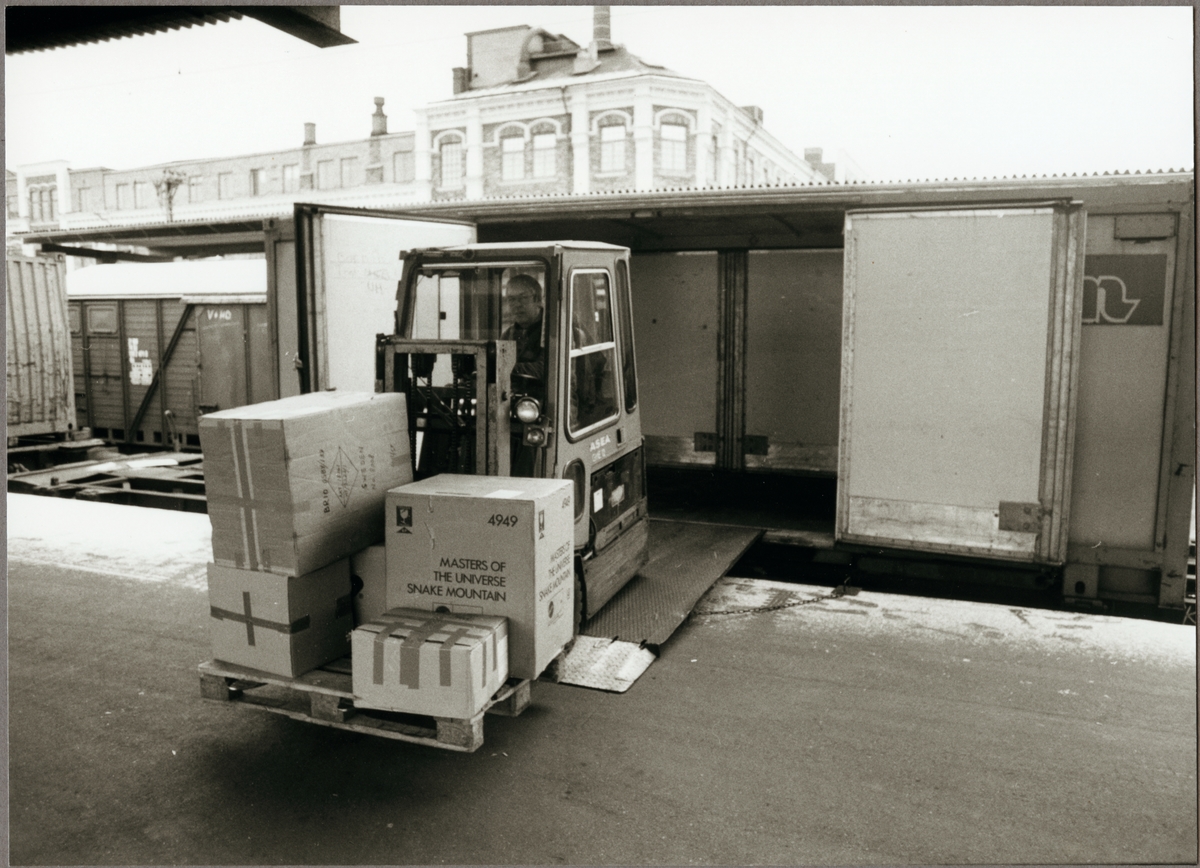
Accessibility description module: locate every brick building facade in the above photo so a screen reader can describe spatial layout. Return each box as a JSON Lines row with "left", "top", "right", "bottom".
{"left": 8, "top": 8, "right": 833, "bottom": 243}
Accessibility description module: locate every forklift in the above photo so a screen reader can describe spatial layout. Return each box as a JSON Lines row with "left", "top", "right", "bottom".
{"left": 377, "top": 240, "right": 650, "bottom": 625}
{"left": 200, "top": 239, "right": 652, "bottom": 750}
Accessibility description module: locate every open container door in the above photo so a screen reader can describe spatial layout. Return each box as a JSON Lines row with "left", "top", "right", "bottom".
{"left": 291, "top": 204, "right": 476, "bottom": 395}
{"left": 837, "top": 203, "right": 1085, "bottom": 564}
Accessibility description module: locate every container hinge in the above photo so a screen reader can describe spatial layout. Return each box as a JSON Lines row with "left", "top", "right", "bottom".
{"left": 998, "top": 501, "right": 1046, "bottom": 533}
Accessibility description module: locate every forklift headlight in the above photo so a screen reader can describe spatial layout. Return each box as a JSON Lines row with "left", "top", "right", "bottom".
{"left": 523, "top": 425, "right": 548, "bottom": 447}
{"left": 514, "top": 396, "right": 541, "bottom": 424}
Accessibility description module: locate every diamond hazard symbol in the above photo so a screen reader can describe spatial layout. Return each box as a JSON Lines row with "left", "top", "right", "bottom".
{"left": 329, "top": 447, "right": 359, "bottom": 508}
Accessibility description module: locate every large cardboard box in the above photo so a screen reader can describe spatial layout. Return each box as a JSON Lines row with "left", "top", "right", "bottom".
{"left": 350, "top": 544, "right": 388, "bottom": 625}
{"left": 207, "top": 559, "right": 353, "bottom": 677}
{"left": 200, "top": 391, "right": 411, "bottom": 577}
{"left": 351, "top": 608, "right": 509, "bottom": 719}
{"left": 385, "top": 475, "right": 574, "bottom": 680}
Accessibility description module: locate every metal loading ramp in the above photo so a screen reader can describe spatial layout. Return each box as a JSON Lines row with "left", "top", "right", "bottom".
{"left": 556, "top": 519, "right": 761, "bottom": 692}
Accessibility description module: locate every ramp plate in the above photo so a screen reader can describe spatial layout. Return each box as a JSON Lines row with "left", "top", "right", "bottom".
{"left": 583, "top": 519, "right": 762, "bottom": 647}
{"left": 555, "top": 637, "right": 656, "bottom": 693}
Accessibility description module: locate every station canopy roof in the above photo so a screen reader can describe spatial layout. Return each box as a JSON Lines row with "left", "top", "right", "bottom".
{"left": 5, "top": 5, "right": 355, "bottom": 54}
{"left": 19, "top": 172, "right": 1194, "bottom": 260}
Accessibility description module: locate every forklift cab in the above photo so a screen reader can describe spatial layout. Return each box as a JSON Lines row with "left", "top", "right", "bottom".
{"left": 377, "top": 241, "right": 649, "bottom": 619}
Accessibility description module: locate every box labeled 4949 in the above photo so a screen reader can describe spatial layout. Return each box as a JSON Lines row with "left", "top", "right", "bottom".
{"left": 385, "top": 475, "right": 574, "bottom": 680}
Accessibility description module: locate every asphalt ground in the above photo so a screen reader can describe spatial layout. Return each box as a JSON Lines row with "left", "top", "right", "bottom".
{"left": 7, "top": 493, "right": 1198, "bottom": 865}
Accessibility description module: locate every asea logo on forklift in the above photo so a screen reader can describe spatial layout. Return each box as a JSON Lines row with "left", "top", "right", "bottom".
{"left": 589, "top": 433, "right": 613, "bottom": 460}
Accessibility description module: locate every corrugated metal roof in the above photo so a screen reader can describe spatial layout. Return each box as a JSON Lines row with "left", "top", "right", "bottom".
{"left": 5, "top": 5, "right": 354, "bottom": 54}
{"left": 6, "top": 7, "right": 244, "bottom": 54}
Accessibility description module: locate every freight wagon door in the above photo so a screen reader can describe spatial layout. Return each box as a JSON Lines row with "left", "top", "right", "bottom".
{"left": 192, "top": 297, "right": 272, "bottom": 414}
{"left": 837, "top": 205, "right": 1085, "bottom": 564}
{"left": 291, "top": 204, "right": 476, "bottom": 396}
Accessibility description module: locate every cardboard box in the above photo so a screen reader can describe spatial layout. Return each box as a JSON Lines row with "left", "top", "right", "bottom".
{"left": 207, "top": 559, "right": 353, "bottom": 678}
{"left": 200, "top": 391, "right": 411, "bottom": 577}
{"left": 385, "top": 474, "right": 574, "bottom": 680}
{"left": 350, "top": 544, "right": 388, "bottom": 625}
{"left": 351, "top": 608, "right": 509, "bottom": 719}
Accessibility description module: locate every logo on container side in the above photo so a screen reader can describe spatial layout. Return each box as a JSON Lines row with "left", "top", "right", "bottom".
{"left": 395, "top": 505, "right": 413, "bottom": 533}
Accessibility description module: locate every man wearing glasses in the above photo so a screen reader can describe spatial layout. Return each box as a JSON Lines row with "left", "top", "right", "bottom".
{"left": 502, "top": 273, "right": 545, "bottom": 389}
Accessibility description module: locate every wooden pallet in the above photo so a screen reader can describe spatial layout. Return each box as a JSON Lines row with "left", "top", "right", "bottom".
{"left": 198, "top": 657, "right": 531, "bottom": 753}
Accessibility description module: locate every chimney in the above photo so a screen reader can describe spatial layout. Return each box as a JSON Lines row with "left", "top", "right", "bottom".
{"left": 593, "top": 6, "right": 612, "bottom": 49}
{"left": 304, "top": 122, "right": 317, "bottom": 146}
{"left": 371, "top": 97, "right": 387, "bottom": 136}
{"left": 804, "top": 148, "right": 836, "bottom": 181}
{"left": 452, "top": 66, "right": 470, "bottom": 94}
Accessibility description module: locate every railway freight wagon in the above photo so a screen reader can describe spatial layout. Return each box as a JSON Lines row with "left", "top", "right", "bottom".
{"left": 57, "top": 208, "right": 475, "bottom": 447}
{"left": 624, "top": 174, "right": 1194, "bottom": 614}
{"left": 66, "top": 259, "right": 274, "bottom": 449}
{"left": 7, "top": 253, "right": 75, "bottom": 441}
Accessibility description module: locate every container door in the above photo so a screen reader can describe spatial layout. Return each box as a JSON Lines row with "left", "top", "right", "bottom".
{"left": 629, "top": 252, "right": 719, "bottom": 467}
{"left": 837, "top": 204, "right": 1085, "bottom": 564}
{"left": 292, "top": 204, "right": 476, "bottom": 395}
{"left": 6, "top": 254, "right": 74, "bottom": 438}
{"left": 744, "top": 250, "right": 843, "bottom": 473}
{"left": 81, "top": 302, "right": 125, "bottom": 439}
{"left": 246, "top": 304, "right": 276, "bottom": 405}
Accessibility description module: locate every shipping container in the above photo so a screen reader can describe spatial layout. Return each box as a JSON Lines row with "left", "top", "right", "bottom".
{"left": 66, "top": 259, "right": 272, "bottom": 449}
{"left": 838, "top": 204, "right": 1086, "bottom": 565}
{"left": 580, "top": 175, "right": 1195, "bottom": 612}
{"left": 6, "top": 253, "right": 75, "bottom": 440}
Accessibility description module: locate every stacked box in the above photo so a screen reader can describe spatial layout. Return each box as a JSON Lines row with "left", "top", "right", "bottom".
{"left": 352, "top": 608, "right": 509, "bottom": 719}
{"left": 199, "top": 391, "right": 412, "bottom": 577}
{"left": 208, "top": 560, "right": 354, "bottom": 678}
{"left": 385, "top": 475, "right": 574, "bottom": 680}
{"left": 350, "top": 544, "right": 388, "bottom": 625}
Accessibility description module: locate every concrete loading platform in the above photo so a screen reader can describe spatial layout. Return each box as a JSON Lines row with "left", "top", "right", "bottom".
{"left": 7, "top": 491, "right": 1197, "bottom": 865}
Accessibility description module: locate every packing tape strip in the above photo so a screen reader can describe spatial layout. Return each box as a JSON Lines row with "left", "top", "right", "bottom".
{"left": 437, "top": 627, "right": 472, "bottom": 687}
{"left": 211, "top": 591, "right": 311, "bottom": 647}
{"left": 398, "top": 620, "right": 450, "bottom": 689}
{"left": 367, "top": 613, "right": 506, "bottom": 690}
{"left": 372, "top": 621, "right": 411, "bottom": 685}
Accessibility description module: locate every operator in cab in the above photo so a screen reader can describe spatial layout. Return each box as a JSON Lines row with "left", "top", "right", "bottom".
{"left": 502, "top": 274, "right": 545, "bottom": 389}
{"left": 503, "top": 274, "right": 546, "bottom": 476}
